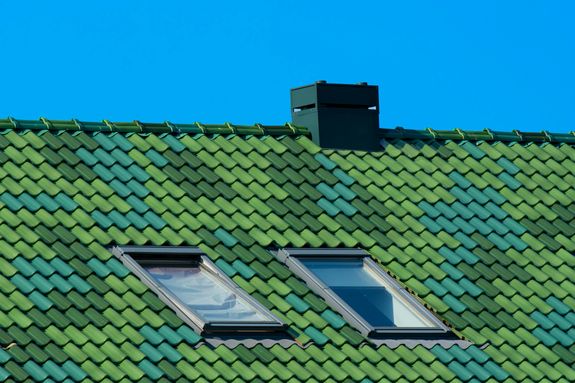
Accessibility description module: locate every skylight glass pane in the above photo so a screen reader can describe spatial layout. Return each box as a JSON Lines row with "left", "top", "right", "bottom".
{"left": 300, "top": 258, "right": 433, "bottom": 328}
{"left": 145, "top": 266, "right": 269, "bottom": 323}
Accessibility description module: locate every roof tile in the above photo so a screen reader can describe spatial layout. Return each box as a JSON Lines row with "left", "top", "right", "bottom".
{"left": 0, "top": 123, "right": 573, "bottom": 382}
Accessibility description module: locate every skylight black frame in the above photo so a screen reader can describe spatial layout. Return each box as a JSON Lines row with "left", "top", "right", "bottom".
{"left": 112, "top": 246, "right": 285, "bottom": 335}
{"left": 275, "top": 248, "right": 450, "bottom": 339}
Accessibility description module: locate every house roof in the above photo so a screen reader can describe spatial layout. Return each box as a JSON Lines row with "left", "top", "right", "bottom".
{"left": 0, "top": 118, "right": 574, "bottom": 382}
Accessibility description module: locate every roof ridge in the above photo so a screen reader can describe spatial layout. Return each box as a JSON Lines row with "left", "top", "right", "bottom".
{"left": 4, "top": 118, "right": 574, "bottom": 144}
{"left": 0, "top": 118, "right": 309, "bottom": 137}
{"left": 380, "top": 127, "right": 575, "bottom": 144}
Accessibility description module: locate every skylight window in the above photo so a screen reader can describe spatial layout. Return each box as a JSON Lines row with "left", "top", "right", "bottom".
{"left": 112, "top": 246, "right": 284, "bottom": 334}
{"left": 277, "top": 249, "right": 448, "bottom": 338}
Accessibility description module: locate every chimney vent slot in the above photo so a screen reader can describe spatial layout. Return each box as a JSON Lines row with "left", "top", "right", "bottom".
{"left": 293, "top": 103, "right": 316, "bottom": 113}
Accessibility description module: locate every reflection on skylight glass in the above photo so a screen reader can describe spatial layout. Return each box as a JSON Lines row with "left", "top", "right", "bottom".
{"left": 300, "top": 259, "right": 433, "bottom": 328}
{"left": 145, "top": 266, "right": 268, "bottom": 323}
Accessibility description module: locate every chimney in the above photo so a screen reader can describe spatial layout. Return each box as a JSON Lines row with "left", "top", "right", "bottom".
{"left": 290, "top": 81, "right": 380, "bottom": 151}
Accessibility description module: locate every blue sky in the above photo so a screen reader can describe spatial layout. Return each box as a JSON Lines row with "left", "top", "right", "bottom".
{"left": 0, "top": 1, "right": 573, "bottom": 132}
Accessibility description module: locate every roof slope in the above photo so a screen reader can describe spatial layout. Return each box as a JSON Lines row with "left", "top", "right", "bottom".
{"left": 0, "top": 119, "right": 574, "bottom": 382}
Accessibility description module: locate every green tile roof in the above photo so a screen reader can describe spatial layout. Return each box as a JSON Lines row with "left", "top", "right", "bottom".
{"left": 0, "top": 118, "right": 574, "bottom": 382}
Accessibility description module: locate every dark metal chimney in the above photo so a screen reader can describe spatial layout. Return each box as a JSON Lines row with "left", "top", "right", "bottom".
{"left": 290, "top": 81, "right": 380, "bottom": 151}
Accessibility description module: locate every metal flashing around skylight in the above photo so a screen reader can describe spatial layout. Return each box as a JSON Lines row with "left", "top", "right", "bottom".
{"left": 111, "top": 246, "right": 285, "bottom": 335}
{"left": 275, "top": 248, "right": 450, "bottom": 339}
